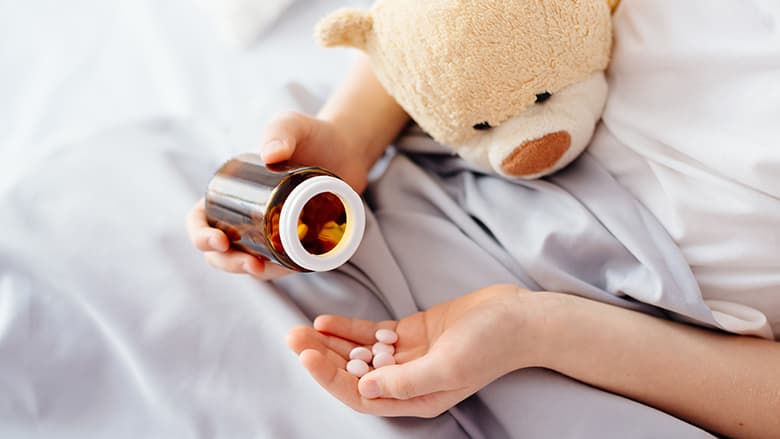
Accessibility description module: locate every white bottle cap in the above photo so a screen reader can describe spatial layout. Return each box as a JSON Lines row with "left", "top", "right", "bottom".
{"left": 278, "top": 176, "right": 366, "bottom": 272}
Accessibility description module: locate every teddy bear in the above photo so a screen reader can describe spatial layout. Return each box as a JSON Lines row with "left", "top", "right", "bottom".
{"left": 316, "top": 0, "right": 619, "bottom": 179}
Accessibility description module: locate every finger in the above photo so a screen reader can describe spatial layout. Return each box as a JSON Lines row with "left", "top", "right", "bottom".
{"left": 299, "top": 348, "right": 357, "bottom": 400}
{"left": 286, "top": 326, "right": 356, "bottom": 360}
{"left": 299, "top": 349, "right": 449, "bottom": 418}
{"left": 249, "top": 260, "right": 293, "bottom": 281}
{"left": 358, "top": 354, "right": 454, "bottom": 401}
{"left": 287, "top": 328, "right": 349, "bottom": 367}
{"left": 204, "top": 250, "right": 266, "bottom": 274}
{"left": 260, "top": 112, "right": 313, "bottom": 164}
{"left": 186, "top": 199, "right": 229, "bottom": 252}
{"left": 313, "top": 315, "right": 396, "bottom": 345}
{"left": 242, "top": 256, "right": 267, "bottom": 275}
{"left": 203, "top": 244, "right": 294, "bottom": 280}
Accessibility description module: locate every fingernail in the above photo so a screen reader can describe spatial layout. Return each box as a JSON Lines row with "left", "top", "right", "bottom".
{"left": 242, "top": 262, "right": 253, "bottom": 274}
{"left": 261, "top": 140, "right": 285, "bottom": 161}
{"left": 360, "top": 379, "right": 381, "bottom": 399}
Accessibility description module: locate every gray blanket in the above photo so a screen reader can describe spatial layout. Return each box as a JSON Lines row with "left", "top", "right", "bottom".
{"left": 0, "top": 119, "right": 716, "bottom": 438}
{"left": 275, "top": 125, "right": 720, "bottom": 438}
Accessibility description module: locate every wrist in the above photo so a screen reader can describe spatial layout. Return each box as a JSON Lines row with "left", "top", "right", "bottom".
{"left": 316, "top": 56, "right": 409, "bottom": 172}
{"left": 318, "top": 113, "right": 383, "bottom": 171}
{"left": 514, "top": 290, "right": 579, "bottom": 371}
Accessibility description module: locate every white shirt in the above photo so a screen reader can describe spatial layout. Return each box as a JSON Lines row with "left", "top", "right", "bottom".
{"left": 590, "top": 0, "right": 780, "bottom": 339}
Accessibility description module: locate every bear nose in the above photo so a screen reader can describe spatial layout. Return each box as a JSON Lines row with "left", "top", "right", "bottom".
{"left": 500, "top": 131, "right": 572, "bottom": 177}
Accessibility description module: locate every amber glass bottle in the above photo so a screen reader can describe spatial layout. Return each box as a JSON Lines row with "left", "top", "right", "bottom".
{"left": 205, "top": 154, "right": 365, "bottom": 272}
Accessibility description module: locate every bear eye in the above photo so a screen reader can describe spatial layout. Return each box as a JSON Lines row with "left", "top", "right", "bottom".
{"left": 535, "top": 91, "right": 552, "bottom": 103}
{"left": 473, "top": 121, "right": 492, "bottom": 130}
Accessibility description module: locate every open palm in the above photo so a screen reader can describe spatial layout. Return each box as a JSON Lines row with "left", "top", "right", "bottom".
{"left": 286, "top": 284, "right": 539, "bottom": 418}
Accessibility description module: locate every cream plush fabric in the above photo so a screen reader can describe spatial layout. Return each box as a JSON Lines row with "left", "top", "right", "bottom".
{"left": 317, "top": 0, "right": 617, "bottom": 178}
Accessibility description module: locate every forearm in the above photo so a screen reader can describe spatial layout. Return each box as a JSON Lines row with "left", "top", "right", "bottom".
{"left": 318, "top": 56, "right": 409, "bottom": 173}
{"left": 532, "top": 293, "right": 780, "bottom": 438}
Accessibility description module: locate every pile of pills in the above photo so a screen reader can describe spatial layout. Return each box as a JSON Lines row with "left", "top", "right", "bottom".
{"left": 346, "top": 329, "right": 399, "bottom": 378}
{"left": 266, "top": 193, "right": 348, "bottom": 256}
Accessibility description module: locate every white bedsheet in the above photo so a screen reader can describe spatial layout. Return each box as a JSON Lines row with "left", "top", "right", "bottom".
{"left": 0, "top": 1, "right": 401, "bottom": 438}
{"left": 0, "top": 1, "right": 750, "bottom": 438}
{"left": 0, "top": 0, "right": 366, "bottom": 192}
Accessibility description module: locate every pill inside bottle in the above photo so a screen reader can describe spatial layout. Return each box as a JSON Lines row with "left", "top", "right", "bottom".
{"left": 205, "top": 154, "right": 365, "bottom": 272}
{"left": 268, "top": 192, "right": 348, "bottom": 257}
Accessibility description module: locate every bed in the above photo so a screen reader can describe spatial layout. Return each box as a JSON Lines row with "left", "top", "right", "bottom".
{"left": 0, "top": 1, "right": 721, "bottom": 437}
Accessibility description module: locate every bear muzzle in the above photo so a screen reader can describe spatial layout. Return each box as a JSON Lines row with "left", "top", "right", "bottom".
{"left": 500, "top": 131, "right": 572, "bottom": 177}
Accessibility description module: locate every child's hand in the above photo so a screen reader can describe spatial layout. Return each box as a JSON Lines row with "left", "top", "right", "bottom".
{"left": 186, "top": 198, "right": 293, "bottom": 280}
{"left": 260, "top": 111, "right": 371, "bottom": 193}
{"left": 186, "top": 112, "right": 371, "bottom": 280}
{"left": 286, "top": 284, "right": 549, "bottom": 418}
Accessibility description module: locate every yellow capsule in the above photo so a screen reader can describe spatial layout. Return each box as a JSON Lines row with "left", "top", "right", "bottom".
{"left": 318, "top": 221, "right": 345, "bottom": 246}
{"left": 297, "top": 223, "right": 309, "bottom": 240}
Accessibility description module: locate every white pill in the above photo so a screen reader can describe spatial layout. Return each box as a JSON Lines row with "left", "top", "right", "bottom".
{"left": 372, "top": 342, "right": 395, "bottom": 356}
{"left": 375, "top": 328, "right": 398, "bottom": 344}
{"left": 346, "top": 359, "right": 370, "bottom": 377}
{"left": 372, "top": 352, "right": 396, "bottom": 368}
{"left": 349, "top": 346, "right": 373, "bottom": 363}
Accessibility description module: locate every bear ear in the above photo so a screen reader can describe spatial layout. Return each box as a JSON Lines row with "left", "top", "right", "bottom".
{"left": 315, "top": 9, "right": 374, "bottom": 50}
{"left": 607, "top": 0, "right": 620, "bottom": 13}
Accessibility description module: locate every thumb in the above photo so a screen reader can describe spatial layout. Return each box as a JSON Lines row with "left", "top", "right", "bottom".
{"left": 260, "top": 112, "right": 313, "bottom": 164}
{"left": 358, "top": 355, "right": 450, "bottom": 400}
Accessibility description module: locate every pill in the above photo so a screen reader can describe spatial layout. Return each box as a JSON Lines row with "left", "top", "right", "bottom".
{"left": 346, "top": 359, "right": 370, "bottom": 377}
{"left": 297, "top": 222, "right": 309, "bottom": 240}
{"left": 318, "top": 221, "right": 346, "bottom": 247}
{"left": 372, "top": 352, "right": 396, "bottom": 368}
{"left": 349, "top": 346, "right": 373, "bottom": 363}
{"left": 375, "top": 328, "right": 398, "bottom": 344}
{"left": 372, "top": 342, "right": 395, "bottom": 356}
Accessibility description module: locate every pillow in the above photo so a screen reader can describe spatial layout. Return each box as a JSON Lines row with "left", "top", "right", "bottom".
{"left": 195, "top": 0, "right": 296, "bottom": 48}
